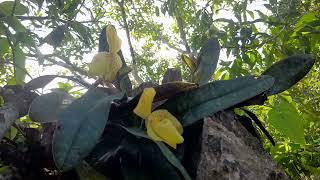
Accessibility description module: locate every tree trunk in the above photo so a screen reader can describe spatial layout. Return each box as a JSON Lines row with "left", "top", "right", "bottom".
{"left": 194, "top": 110, "right": 288, "bottom": 180}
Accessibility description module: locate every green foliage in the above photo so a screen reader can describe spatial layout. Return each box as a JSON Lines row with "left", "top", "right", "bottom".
{"left": 268, "top": 99, "right": 306, "bottom": 145}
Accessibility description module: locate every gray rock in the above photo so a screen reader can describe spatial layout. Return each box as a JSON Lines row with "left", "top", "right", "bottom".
{"left": 196, "top": 111, "right": 288, "bottom": 180}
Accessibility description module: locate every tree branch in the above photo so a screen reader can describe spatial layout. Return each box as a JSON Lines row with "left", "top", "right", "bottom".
{"left": 116, "top": 0, "right": 143, "bottom": 84}
{"left": 175, "top": 16, "right": 194, "bottom": 58}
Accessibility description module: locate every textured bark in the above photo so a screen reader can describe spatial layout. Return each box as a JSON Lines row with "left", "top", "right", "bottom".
{"left": 195, "top": 111, "right": 288, "bottom": 180}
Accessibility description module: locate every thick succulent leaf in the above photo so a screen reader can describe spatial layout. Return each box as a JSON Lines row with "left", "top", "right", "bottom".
{"left": 29, "top": 91, "right": 74, "bottom": 123}
{"left": 193, "top": 38, "right": 220, "bottom": 85}
{"left": 167, "top": 76, "right": 274, "bottom": 126}
{"left": 53, "top": 88, "right": 123, "bottom": 171}
{"left": 24, "top": 75, "right": 57, "bottom": 90}
{"left": 268, "top": 99, "right": 306, "bottom": 145}
{"left": 262, "top": 54, "right": 315, "bottom": 95}
{"left": 160, "top": 76, "right": 256, "bottom": 115}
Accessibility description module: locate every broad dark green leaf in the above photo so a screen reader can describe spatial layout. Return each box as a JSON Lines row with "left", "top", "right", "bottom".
{"left": 193, "top": 38, "right": 220, "bottom": 85}
{"left": 172, "top": 75, "right": 274, "bottom": 126}
{"left": 29, "top": 91, "right": 74, "bottom": 123}
{"left": 262, "top": 54, "right": 315, "bottom": 95}
{"left": 53, "top": 88, "right": 123, "bottom": 171}
{"left": 268, "top": 100, "right": 306, "bottom": 145}
{"left": 0, "top": 1, "right": 28, "bottom": 15}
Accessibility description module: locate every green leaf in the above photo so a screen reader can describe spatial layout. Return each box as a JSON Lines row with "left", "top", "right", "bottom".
{"left": 14, "top": 47, "right": 26, "bottom": 85}
{"left": 29, "top": 91, "right": 74, "bottom": 123}
{"left": 193, "top": 38, "right": 220, "bottom": 85}
{"left": 0, "top": 1, "right": 28, "bottom": 15}
{"left": 295, "top": 11, "right": 318, "bottom": 30}
{"left": 262, "top": 54, "right": 315, "bottom": 95}
{"left": 53, "top": 88, "right": 123, "bottom": 171}
{"left": 43, "top": 26, "right": 66, "bottom": 47}
{"left": 0, "top": 37, "right": 9, "bottom": 58}
{"left": 76, "top": 162, "right": 109, "bottom": 180}
{"left": 70, "top": 22, "right": 92, "bottom": 47}
{"left": 120, "top": 127, "right": 191, "bottom": 180}
{"left": 163, "top": 75, "right": 274, "bottom": 126}
{"left": 268, "top": 99, "right": 306, "bottom": 145}
{"left": 160, "top": 76, "right": 269, "bottom": 119}
{"left": 4, "top": 126, "right": 17, "bottom": 140}
{"left": 155, "top": 142, "right": 192, "bottom": 180}
{"left": 5, "top": 16, "right": 26, "bottom": 32}
{"left": 181, "top": 54, "right": 196, "bottom": 72}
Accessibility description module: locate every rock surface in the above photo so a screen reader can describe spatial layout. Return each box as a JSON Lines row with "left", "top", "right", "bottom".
{"left": 196, "top": 111, "right": 288, "bottom": 180}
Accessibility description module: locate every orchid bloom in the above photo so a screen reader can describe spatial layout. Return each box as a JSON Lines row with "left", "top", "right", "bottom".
{"left": 134, "top": 88, "right": 184, "bottom": 149}
{"left": 88, "top": 25, "right": 122, "bottom": 82}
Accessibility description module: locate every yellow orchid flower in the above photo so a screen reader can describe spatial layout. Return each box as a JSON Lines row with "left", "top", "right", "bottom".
{"left": 88, "top": 25, "right": 122, "bottom": 82}
{"left": 133, "top": 88, "right": 184, "bottom": 149}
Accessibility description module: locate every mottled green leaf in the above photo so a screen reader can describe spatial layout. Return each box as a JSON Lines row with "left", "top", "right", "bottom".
{"left": 193, "top": 38, "right": 220, "bottom": 85}
{"left": 53, "top": 88, "right": 123, "bottom": 171}
{"left": 177, "top": 76, "right": 274, "bottom": 126}
{"left": 262, "top": 54, "right": 315, "bottom": 95}
{"left": 29, "top": 91, "right": 74, "bottom": 123}
{"left": 161, "top": 76, "right": 257, "bottom": 116}
{"left": 268, "top": 100, "right": 306, "bottom": 145}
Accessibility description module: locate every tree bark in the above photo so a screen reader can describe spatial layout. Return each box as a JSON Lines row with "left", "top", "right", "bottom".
{"left": 194, "top": 111, "right": 288, "bottom": 180}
